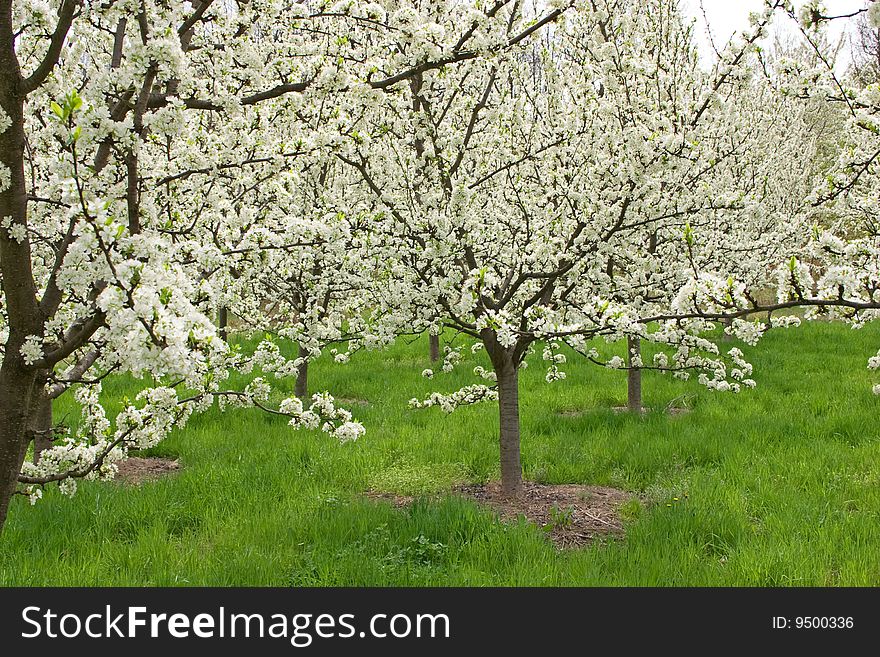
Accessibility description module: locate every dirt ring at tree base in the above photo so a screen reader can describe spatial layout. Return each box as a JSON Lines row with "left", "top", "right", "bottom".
{"left": 456, "top": 481, "right": 633, "bottom": 549}
{"left": 113, "top": 457, "right": 180, "bottom": 485}
{"left": 365, "top": 481, "right": 634, "bottom": 549}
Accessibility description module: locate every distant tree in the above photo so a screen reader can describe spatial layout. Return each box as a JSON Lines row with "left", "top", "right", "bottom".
{"left": 850, "top": 10, "right": 880, "bottom": 85}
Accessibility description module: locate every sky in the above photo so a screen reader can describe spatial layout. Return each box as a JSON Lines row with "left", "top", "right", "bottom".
{"left": 681, "top": 0, "right": 867, "bottom": 68}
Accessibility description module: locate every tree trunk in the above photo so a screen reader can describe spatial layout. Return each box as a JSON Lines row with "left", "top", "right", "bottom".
{"left": 31, "top": 385, "right": 53, "bottom": 464}
{"left": 429, "top": 333, "right": 440, "bottom": 362}
{"left": 626, "top": 336, "right": 642, "bottom": 413}
{"left": 0, "top": 38, "right": 43, "bottom": 532}
{"left": 493, "top": 353, "right": 523, "bottom": 498}
{"left": 0, "top": 365, "right": 38, "bottom": 532}
{"left": 295, "top": 344, "right": 309, "bottom": 400}
{"left": 218, "top": 306, "right": 228, "bottom": 342}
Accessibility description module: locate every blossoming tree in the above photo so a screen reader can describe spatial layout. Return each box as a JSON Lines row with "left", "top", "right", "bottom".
{"left": 0, "top": 0, "right": 562, "bottom": 530}
{"left": 340, "top": 0, "right": 880, "bottom": 498}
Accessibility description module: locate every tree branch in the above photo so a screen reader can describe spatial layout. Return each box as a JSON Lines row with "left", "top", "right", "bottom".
{"left": 21, "top": 0, "right": 81, "bottom": 94}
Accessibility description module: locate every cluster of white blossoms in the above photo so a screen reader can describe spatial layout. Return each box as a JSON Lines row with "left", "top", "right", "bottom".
{"left": 409, "top": 385, "right": 499, "bottom": 413}
{"left": 606, "top": 356, "right": 625, "bottom": 370}
{"left": 797, "top": 1, "right": 822, "bottom": 29}
{"left": 19, "top": 335, "right": 44, "bottom": 366}
{"left": 0, "top": 105, "right": 11, "bottom": 134}
{"left": 277, "top": 394, "right": 365, "bottom": 443}
{"left": 0, "top": 213, "right": 24, "bottom": 243}
{"left": 472, "top": 366, "right": 497, "bottom": 382}
{"left": 727, "top": 320, "right": 766, "bottom": 348}
{"left": 441, "top": 347, "right": 463, "bottom": 374}
{"left": 672, "top": 274, "right": 749, "bottom": 317}
{"left": 769, "top": 316, "right": 802, "bottom": 329}
{"left": 776, "top": 257, "right": 816, "bottom": 303}
{"left": 869, "top": 350, "right": 880, "bottom": 395}
{"left": 19, "top": 384, "right": 185, "bottom": 499}
{"left": 541, "top": 344, "right": 567, "bottom": 383}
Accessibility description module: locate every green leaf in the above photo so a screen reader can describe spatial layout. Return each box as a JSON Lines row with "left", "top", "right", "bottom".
{"left": 683, "top": 222, "right": 695, "bottom": 247}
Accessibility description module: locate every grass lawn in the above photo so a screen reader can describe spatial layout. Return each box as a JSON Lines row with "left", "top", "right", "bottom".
{"left": 1, "top": 322, "right": 879, "bottom": 586}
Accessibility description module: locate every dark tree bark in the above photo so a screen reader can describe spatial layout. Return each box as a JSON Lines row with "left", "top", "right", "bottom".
{"left": 31, "top": 384, "right": 53, "bottom": 464}
{"left": 626, "top": 336, "right": 642, "bottom": 413}
{"left": 0, "top": 14, "right": 38, "bottom": 530}
{"left": 429, "top": 333, "right": 440, "bottom": 362}
{"left": 0, "top": 365, "right": 37, "bottom": 530}
{"left": 496, "top": 360, "right": 522, "bottom": 498}
{"left": 485, "top": 334, "right": 523, "bottom": 498}
{"left": 218, "top": 306, "right": 228, "bottom": 341}
{"left": 0, "top": 0, "right": 80, "bottom": 532}
{"left": 295, "top": 344, "right": 309, "bottom": 400}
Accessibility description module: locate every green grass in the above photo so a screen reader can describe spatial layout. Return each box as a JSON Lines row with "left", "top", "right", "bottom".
{"left": 2, "top": 322, "right": 879, "bottom": 586}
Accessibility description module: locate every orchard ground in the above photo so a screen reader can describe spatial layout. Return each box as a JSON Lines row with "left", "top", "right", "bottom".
{"left": 1, "top": 321, "right": 879, "bottom": 586}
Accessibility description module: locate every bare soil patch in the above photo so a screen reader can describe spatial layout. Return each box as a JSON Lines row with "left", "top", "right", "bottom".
{"left": 364, "top": 481, "right": 633, "bottom": 549}
{"left": 114, "top": 457, "right": 180, "bottom": 485}
{"left": 363, "top": 490, "right": 416, "bottom": 508}
{"left": 457, "top": 481, "right": 632, "bottom": 548}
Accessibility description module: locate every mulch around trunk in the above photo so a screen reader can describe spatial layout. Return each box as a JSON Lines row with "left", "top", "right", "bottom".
{"left": 456, "top": 481, "right": 632, "bottom": 549}
{"left": 113, "top": 457, "right": 180, "bottom": 485}
{"left": 365, "top": 481, "right": 634, "bottom": 549}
